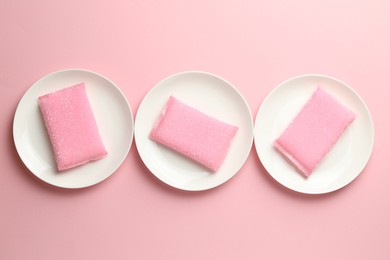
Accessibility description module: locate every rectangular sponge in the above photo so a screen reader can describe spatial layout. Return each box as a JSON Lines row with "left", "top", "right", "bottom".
{"left": 39, "top": 83, "right": 107, "bottom": 171}
{"left": 274, "top": 86, "right": 356, "bottom": 177}
{"left": 150, "top": 96, "right": 238, "bottom": 171}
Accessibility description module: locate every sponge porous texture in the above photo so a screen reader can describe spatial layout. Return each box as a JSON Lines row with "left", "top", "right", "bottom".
{"left": 150, "top": 96, "right": 238, "bottom": 172}
{"left": 39, "top": 83, "right": 107, "bottom": 171}
{"left": 274, "top": 86, "right": 356, "bottom": 177}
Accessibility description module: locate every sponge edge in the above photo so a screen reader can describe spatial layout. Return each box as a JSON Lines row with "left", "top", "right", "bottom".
{"left": 274, "top": 86, "right": 356, "bottom": 177}
{"left": 150, "top": 96, "right": 238, "bottom": 172}
{"left": 38, "top": 83, "right": 107, "bottom": 171}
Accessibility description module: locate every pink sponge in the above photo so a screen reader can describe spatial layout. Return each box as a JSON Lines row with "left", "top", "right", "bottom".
{"left": 39, "top": 83, "right": 107, "bottom": 171}
{"left": 274, "top": 86, "right": 356, "bottom": 177}
{"left": 150, "top": 96, "right": 238, "bottom": 171}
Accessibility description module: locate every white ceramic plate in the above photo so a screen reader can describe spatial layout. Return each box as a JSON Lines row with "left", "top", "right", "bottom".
{"left": 13, "top": 69, "right": 133, "bottom": 188}
{"left": 254, "top": 74, "right": 374, "bottom": 194}
{"left": 135, "top": 71, "right": 253, "bottom": 191}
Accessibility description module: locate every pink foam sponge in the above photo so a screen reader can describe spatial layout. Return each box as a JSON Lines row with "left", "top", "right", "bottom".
{"left": 150, "top": 96, "right": 238, "bottom": 171}
{"left": 274, "top": 86, "right": 356, "bottom": 177}
{"left": 39, "top": 83, "right": 107, "bottom": 171}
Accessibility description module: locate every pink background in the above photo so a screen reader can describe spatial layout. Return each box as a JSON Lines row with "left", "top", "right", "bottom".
{"left": 1, "top": 0, "right": 389, "bottom": 259}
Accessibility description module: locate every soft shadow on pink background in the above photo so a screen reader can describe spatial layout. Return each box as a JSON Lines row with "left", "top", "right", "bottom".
{"left": 1, "top": 0, "right": 389, "bottom": 259}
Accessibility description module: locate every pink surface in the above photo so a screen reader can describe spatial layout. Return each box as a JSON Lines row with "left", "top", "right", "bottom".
{"left": 150, "top": 96, "right": 238, "bottom": 171}
{"left": 1, "top": 1, "right": 389, "bottom": 259}
{"left": 39, "top": 83, "right": 107, "bottom": 171}
{"left": 275, "top": 87, "right": 356, "bottom": 177}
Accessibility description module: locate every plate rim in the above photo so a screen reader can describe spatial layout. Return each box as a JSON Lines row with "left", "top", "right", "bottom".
{"left": 254, "top": 73, "right": 375, "bottom": 194}
{"left": 134, "top": 70, "right": 254, "bottom": 191}
{"left": 13, "top": 68, "right": 134, "bottom": 189}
